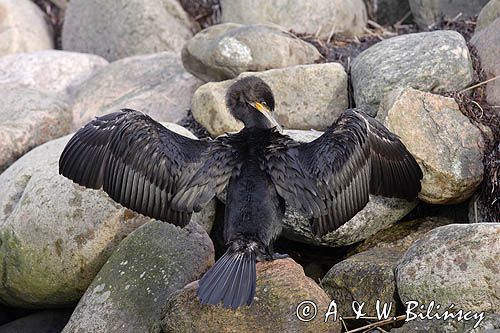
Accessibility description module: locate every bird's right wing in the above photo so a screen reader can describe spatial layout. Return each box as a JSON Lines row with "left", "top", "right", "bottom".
{"left": 59, "top": 109, "right": 239, "bottom": 226}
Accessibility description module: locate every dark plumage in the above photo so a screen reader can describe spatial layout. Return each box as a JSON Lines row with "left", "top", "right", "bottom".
{"left": 59, "top": 76, "right": 422, "bottom": 310}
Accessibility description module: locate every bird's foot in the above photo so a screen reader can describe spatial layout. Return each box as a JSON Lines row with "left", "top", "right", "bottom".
{"left": 257, "top": 252, "right": 289, "bottom": 262}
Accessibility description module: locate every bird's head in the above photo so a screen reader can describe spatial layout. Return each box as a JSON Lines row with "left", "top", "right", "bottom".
{"left": 226, "top": 76, "right": 282, "bottom": 132}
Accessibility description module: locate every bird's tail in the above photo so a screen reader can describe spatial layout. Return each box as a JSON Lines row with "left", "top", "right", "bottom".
{"left": 197, "top": 241, "right": 257, "bottom": 310}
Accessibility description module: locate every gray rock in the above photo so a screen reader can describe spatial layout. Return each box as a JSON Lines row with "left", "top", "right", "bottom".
{"left": 192, "top": 63, "right": 348, "bottom": 137}
{"left": 396, "top": 223, "right": 500, "bottom": 314}
{"left": 364, "top": 0, "right": 411, "bottom": 25}
{"left": 0, "top": 125, "right": 215, "bottom": 308}
{"left": 268, "top": 129, "right": 418, "bottom": 247}
{"left": 471, "top": 17, "right": 500, "bottom": 107}
{"left": 0, "top": 86, "right": 72, "bottom": 172}
{"left": 220, "top": 0, "right": 367, "bottom": 39}
{"left": 71, "top": 52, "right": 202, "bottom": 129}
{"left": 322, "top": 248, "right": 403, "bottom": 317}
{"left": 0, "top": 50, "right": 108, "bottom": 100}
{"left": 62, "top": 221, "right": 214, "bottom": 333}
{"left": 350, "top": 217, "right": 456, "bottom": 255}
{"left": 409, "top": 0, "right": 490, "bottom": 28}
{"left": 0, "top": 0, "right": 54, "bottom": 56}
{"left": 351, "top": 30, "right": 473, "bottom": 110}
{"left": 182, "top": 23, "right": 322, "bottom": 82}
{"left": 157, "top": 258, "right": 341, "bottom": 333}
{"left": 62, "top": 0, "right": 196, "bottom": 61}
{"left": 378, "top": 88, "right": 485, "bottom": 204}
{"left": 0, "top": 309, "right": 72, "bottom": 333}
{"left": 476, "top": 0, "right": 500, "bottom": 31}
{"left": 391, "top": 313, "right": 500, "bottom": 332}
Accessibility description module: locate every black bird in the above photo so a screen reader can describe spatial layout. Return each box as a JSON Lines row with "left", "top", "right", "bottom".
{"left": 59, "top": 76, "right": 422, "bottom": 310}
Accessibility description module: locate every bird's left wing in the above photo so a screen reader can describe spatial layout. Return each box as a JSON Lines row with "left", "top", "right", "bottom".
{"left": 266, "top": 109, "right": 422, "bottom": 237}
{"left": 59, "top": 109, "right": 238, "bottom": 226}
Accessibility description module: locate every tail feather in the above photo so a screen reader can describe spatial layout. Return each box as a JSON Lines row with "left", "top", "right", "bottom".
{"left": 197, "top": 247, "right": 256, "bottom": 310}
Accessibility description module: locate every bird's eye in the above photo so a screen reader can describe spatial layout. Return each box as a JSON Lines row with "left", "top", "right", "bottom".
{"left": 261, "top": 101, "right": 267, "bottom": 106}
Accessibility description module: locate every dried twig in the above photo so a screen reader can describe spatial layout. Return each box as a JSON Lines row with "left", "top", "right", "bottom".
{"left": 345, "top": 315, "right": 407, "bottom": 333}
{"left": 459, "top": 75, "right": 500, "bottom": 93}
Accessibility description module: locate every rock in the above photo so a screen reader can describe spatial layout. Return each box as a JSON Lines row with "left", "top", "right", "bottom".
{"left": 0, "top": 86, "right": 72, "bottom": 172}
{"left": 350, "top": 217, "right": 456, "bottom": 255}
{"left": 476, "top": 0, "right": 500, "bottom": 31}
{"left": 396, "top": 223, "right": 500, "bottom": 313}
{"left": 71, "top": 52, "right": 202, "bottom": 129}
{"left": 62, "top": 0, "right": 196, "bottom": 61}
{"left": 0, "top": 50, "right": 109, "bottom": 100}
{"left": 351, "top": 30, "right": 473, "bottom": 110}
{"left": 192, "top": 63, "right": 348, "bottom": 137}
{"left": 471, "top": 17, "right": 500, "bottom": 107}
{"left": 258, "top": 128, "right": 417, "bottom": 247}
{"left": 391, "top": 313, "right": 500, "bottom": 332}
{"left": 0, "top": 0, "right": 54, "bottom": 56}
{"left": 220, "top": 0, "right": 367, "bottom": 39}
{"left": 182, "top": 23, "right": 322, "bottom": 82}
{"left": 158, "top": 258, "right": 341, "bottom": 333}
{"left": 48, "top": 0, "right": 68, "bottom": 9}
{"left": 322, "top": 248, "right": 403, "bottom": 317}
{"left": 0, "top": 309, "right": 72, "bottom": 333}
{"left": 409, "top": 0, "right": 490, "bottom": 28}
{"left": 364, "top": 0, "right": 412, "bottom": 25}
{"left": 62, "top": 221, "right": 214, "bottom": 333}
{"left": 378, "top": 88, "right": 485, "bottom": 204}
{"left": 0, "top": 126, "right": 215, "bottom": 308}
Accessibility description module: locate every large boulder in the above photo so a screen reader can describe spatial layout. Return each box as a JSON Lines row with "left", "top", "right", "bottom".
{"left": 471, "top": 17, "right": 500, "bottom": 107}
{"left": 351, "top": 31, "right": 473, "bottom": 110}
{"left": 396, "top": 223, "right": 500, "bottom": 313}
{"left": 182, "top": 23, "right": 322, "bottom": 82}
{"left": 71, "top": 52, "right": 202, "bottom": 129}
{"left": 322, "top": 248, "right": 403, "bottom": 317}
{"left": 0, "top": 86, "right": 71, "bottom": 172}
{"left": 0, "top": 50, "right": 108, "bottom": 100}
{"left": 192, "top": 63, "right": 348, "bottom": 137}
{"left": 220, "top": 0, "right": 367, "bottom": 39}
{"left": 62, "top": 221, "right": 214, "bottom": 333}
{"left": 0, "top": 0, "right": 53, "bottom": 56}
{"left": 378, "top": 88, "right": 484, "bottom": 204}
{"left": 476, "top": 0, "right": 500, "bottom": 31}
{"left": 0, "top": 125, "right": 215, "bottom": 308}
{"left": 409, "top": 0, "right": 490, "bottom": 28}
{"left": 157, "top": 258, "right": 341, "bottom": 333}
{"left": 62, "top": 0, "right": 196, "bottom": 61}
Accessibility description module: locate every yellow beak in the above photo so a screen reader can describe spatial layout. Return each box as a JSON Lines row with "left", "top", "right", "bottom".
{"left": 253, "top": 102, "right": 283, "bottom": 132}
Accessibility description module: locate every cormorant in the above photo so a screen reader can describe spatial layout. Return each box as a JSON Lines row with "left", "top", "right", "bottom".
{"left": 59, "top": 76, "right": 422, "bottom": 310}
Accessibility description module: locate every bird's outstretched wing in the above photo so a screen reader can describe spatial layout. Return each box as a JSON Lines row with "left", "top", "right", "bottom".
{"left": 266, "top": 109, "right": 422, "bottom": 237}
{"left": 59, "top": 109, "right": 238, "bottom": 226}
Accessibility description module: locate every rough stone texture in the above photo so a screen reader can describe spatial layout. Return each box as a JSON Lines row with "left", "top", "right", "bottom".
{"left": 0, "top": 86, "right": 71, "bottom": 172}
{"left": 378, "top": 88, "right": 484, "bottom": 204}
{"left": 62, "top": 221, "right": 214, "bottom": 333}
{"left": 364, "top": 0, "right": 411, "bottom": 25}
{"left": 192, "top": 63, "right": 348, "bottom": 137}
{"left": 409, "top": 0, "right": 490, "bottom": 28}
{"left": 0, "top": 310, "right": 72, "bottom": 333}
{"left": 158, "top": 258, "right": 341, "bottom": 333}
{"left": 0, "top": 50, "right": 109, "bottom": 100}
{"left": 182, "top": 23, "right": 322, "bottom": 82}
{"left": 0, "top": 126, "right": 215, "bottom": 308}
{"left": 396, "top": 223, "right": 500, "bottom": 313}
{"left": 351, "top": 31, "right": 473, "bottom": 110}
{"left": 265, "top": 129, "right": 418, "bottom": 247}
{"left": 0, "top": 0, "right": 54, "bottom": 56}
{"left": 71, "top": 52, "right": 202, "bottom": 129}
{"left": 322, "top": 248, "right": 403, "bottom": 317}
{"left": 471, "top": 17, "right": 500, "bottom": 107}
{"left": 62, "top": 0, "right": 195, "bottom": 61}
{"left": 476, "top": 0, "right": 500, "bottom": 31}
{"left": 391, "top": 313, "right": 500, "bottom": 333}
{"left": 350, "top": 217, "right": 456, "bottom": 255}
{"left": 220, "top": 0, "right": 367, "bottom": 39}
